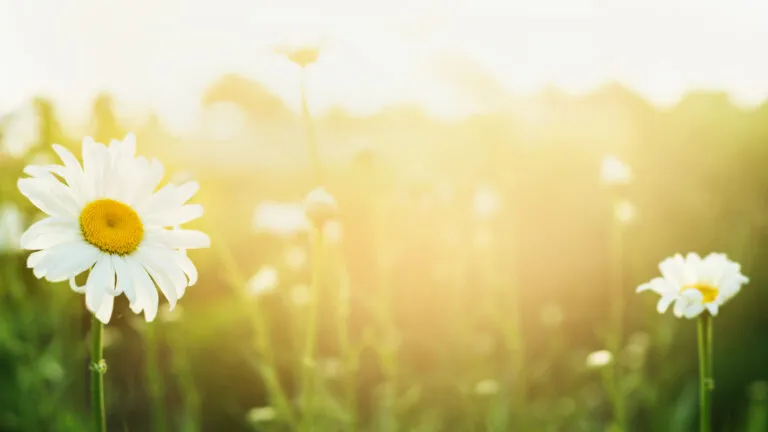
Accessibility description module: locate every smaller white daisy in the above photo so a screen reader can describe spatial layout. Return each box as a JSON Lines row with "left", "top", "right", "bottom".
{"left": 637, "top": 253, "right": 749, "bottom": 319}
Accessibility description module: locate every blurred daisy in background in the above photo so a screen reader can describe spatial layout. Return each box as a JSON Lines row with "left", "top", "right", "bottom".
{"left": 637, "top": 253, "right": 749, "bottom": 319}
{"left": 253, "top": 202, "right": 309, "bottom": 237}
{"left": 247, "top": 265, "right": 279, "bottom": 297}
{"left": 600, "top": 155, "right": 632, "bottom": 186}
{"left": 18, "top": 134, "right": 209, "bottom": 323}
{"left": 0, "top": 204, "right": 23, "bottom": 253}
{"left": 586, "top": 350, "right": 613, "bottom": 369}
{"left": 0, "top": 101, "right": 39, "bottom": 159}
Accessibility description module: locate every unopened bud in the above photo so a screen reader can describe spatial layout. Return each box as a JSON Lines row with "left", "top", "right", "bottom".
{"left": 304, "top": 187, "right": 338, "bottom": 227}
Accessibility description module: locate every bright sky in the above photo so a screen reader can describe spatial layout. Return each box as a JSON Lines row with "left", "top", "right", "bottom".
{"left": 3, "top": 0, "right": 768, "bottom": 128}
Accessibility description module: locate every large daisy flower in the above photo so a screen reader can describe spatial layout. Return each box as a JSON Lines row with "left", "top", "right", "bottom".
{"left": 18, "top": 134, "right": 210, "bottom": 323}
{"left": 637, "top": 253, "right": 748, "bottom": 319}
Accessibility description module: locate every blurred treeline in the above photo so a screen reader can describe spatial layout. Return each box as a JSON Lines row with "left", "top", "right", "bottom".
{"left": 1, "top": 76, "right": 768, "bottom": 431}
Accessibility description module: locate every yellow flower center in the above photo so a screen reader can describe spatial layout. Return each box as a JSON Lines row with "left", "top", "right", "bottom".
{"left": 80, "top": 199, "right": 144, "bottom": 255}
{"left": 683, "top": 283, "right": 719, "bottom": 304}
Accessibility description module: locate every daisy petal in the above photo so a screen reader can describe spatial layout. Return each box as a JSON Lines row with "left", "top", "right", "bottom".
{"left": 126, "top": 256, "right": 159, "bottom": 322}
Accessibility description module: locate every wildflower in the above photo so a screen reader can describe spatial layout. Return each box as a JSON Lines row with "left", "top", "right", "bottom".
{"left": 247, "top": 406, "right": 277, "bottom": 423}
{"left": 17, "top": 134, "right": 210, "bottom": 323}
{"left": 253, "top": 202, "right": 309, "bottom": 236}
{"left": 247, "top": 266, "right": 279, "bottom": 297}
{"left": 0, "top": 101, "right": 39, "bottom": 158}
{"left": 0, "top": 204, "right": 23, "bottom": 253}
{"left": 586, "top": 350, "right": 613, "bottom": 368}
{"left": 637, "top": 253, "right": 748, "bottom": 318}
{"left": 304, "top": 187, "right": 337, "bottom": 227}
{"left": 600, "top": 155, "right": 632, "bottom": 186}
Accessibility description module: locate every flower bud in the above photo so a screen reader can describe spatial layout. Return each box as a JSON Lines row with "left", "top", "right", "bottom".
{"left": 304, "top": 187, "right": 338, "bottom": 227}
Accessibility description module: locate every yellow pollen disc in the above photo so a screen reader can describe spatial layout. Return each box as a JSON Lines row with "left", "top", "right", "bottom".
{"left": 683, "top": 283, "right": 719, "bottom": 304}
{"left": 80, "top": 199, "right": 144, "bottom": 255}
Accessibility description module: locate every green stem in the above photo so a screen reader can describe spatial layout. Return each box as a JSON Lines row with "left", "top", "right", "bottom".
{"left": 610, "top": 213, "right": 626, "bottom": 431}
{"left": 90, "top": 316, "right": 106, "bottom": 432}
{"left": 300, "top": 67, "right": 322, "bottom": 185}
{"left": 335, "top": 254, "right": 357, "bottom": 431}
{"left": 215, "top": 233, "right": 297, "bottom": 427}
{"left": 300, "top": 226, "right": 324, "bottom": 430}
{"left": 698, "top": 313, "right": 714, "bottom": 432}
{"left": 145, "top": 324, "right": 167, "bottom": 432}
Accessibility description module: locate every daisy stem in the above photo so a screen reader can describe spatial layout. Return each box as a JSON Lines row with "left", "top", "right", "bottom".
{"left": 300, "top": 225, "right": 324, "bottom": 430}
{"left": 145, "top": 324, "right": 167, "bottom": 432}
{"left": 698, "top": 312, "right": 714, "bottom": 432}
{"left": 301, "top": 67, "right": 322, "bottom": 185}
{"left": 90, "top": 315, "right": 106, "bottom": 432}
{"left": 609, "top": 212, "right": 626, "bottom": 431}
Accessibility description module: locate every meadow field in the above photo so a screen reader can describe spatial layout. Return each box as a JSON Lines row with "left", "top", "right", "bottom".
{"left": 2, "top": 80, "right": 768, "bottom": 432}
{"left": 4, "top": 2, "right": 768, "bottom": 430}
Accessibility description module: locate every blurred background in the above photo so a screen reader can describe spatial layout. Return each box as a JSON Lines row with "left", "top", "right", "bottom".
{"left": 3, "top": 0, "right": 768, "bottom": 431}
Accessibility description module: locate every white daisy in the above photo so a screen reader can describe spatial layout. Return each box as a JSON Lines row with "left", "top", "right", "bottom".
{"left": 18, "top": 134, "right": 210, "bottom": 324}
{"left": 637, "top": 253, "right": 749, "bottom": 319}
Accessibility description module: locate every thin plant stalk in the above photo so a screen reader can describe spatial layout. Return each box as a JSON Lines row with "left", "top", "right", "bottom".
{"left": 698, "top": 313, "right": 714, "bottom": 432}
{"left": 334, "top": 251, "right": 357, "bottom": 431}
{"left": 300, "top": 67, "right": 322, "bottom": 185}
{"left": 214, "top": 233, "right": 297, "bottom": 427}
{"left": 145, "top": 324, "right": 167, "bottom": 432}
{"left": 90, "top": 315, "right": 106, "bottom": 432}
{"left": 300, "top": 226, "right": 324, "bottom": 431}
{"left": 608, "top": 210, "right": 627, "bottom": 431}
{"left": 171, "top": 335, "right": 202, "bottom": 432}
{"left": 372, "top": 199, "right": 399, "bottom": 432}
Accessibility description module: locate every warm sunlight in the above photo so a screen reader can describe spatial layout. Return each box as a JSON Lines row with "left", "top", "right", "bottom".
{"left": 3, "top": 1, "right": 768, "bottom": 431}
{"left": 4, "top": 0, "right": 768, "bottom": 126}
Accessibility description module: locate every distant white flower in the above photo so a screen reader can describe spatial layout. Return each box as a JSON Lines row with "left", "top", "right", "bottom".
{"left": 305, "top": 187, "right": 338, "bottom": 227}
{"left": 1, "top": 102, "right": 39, "bottom": 158}
{"left": 472, "top": 184, "right": 501, "bottom": 219}
{"left": 247, "top": 266, "right": 279, "bottom": 297}
{"left": 18, "top": 134, "right": 210, "bottom": 323}
{"left": 614, "top": 199, "right": 636, "bottom": 224}
{"left": 474, "top": 379, "right": 500, "bottom": 396}
{"left": 600, "top": 155, "right": 632, "bottom": 185}
{"left": 246, "top": 406, "right": 277, "bottom": 423}
{"left": 0, "top": 204, "right": 23, "bottom": 253}
{"left": 586, "top": 350, "right": 613, "bottom": 368}
{"left": 637, "top": 253, "right": 749, "bottom": 319}
{"left": 252, "top": 202, "right": 309, "bottom": 236}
